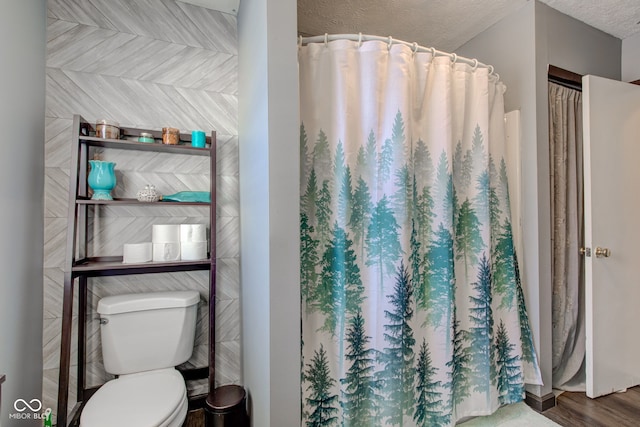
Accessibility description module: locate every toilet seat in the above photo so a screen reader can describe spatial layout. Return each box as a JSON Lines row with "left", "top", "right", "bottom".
{"left": 80, "top": 368, "right": 188, "bottom": 427}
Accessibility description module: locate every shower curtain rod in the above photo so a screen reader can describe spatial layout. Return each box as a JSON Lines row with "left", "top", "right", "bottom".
{"left": 299, "top": 33, "right": 498, "bottom": 79}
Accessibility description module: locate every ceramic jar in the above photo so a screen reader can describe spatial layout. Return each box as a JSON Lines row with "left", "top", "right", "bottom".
{"left": 138, "top": 132, "right": 155, "bottom": 143}
{"left": 136, "top": 184, "right": 160, "bottom": 202}
{"left": 162, "top": 127, "right": 179, "bottom": 145}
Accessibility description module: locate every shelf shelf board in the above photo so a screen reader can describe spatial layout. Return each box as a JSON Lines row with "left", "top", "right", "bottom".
{"left": 79, "top": 135, "right": 211, "bottom": 156}
{"left": 76, "top": 197, "right": 210, "bottom": 206}
{"left": 177, "top": 366, "right": 209, "bottom": 381}
{"left": 72, "top": 256, "right": 211, "bottom": 277}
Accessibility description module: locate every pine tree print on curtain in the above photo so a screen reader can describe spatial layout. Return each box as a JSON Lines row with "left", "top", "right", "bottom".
{"left": 378, "top": 262, "right": 416, "bottom": 425}
{"left": 341, "top": 311, "right": 380, "bottom": 425}
{"left": 305, "top": 344, "right": 339, "bottom": 426}
{"left": 299, "top": 38, "right": 541, "bottom": 426}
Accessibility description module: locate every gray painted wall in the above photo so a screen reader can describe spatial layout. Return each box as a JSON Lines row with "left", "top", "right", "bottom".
{"left": 237, "top": 0, "right": 270, "bottom": 421}
{"left": 457, "top": 0, "right": 621, "bottom": 398}
{"left": 0, "top": 1, "right": 46, "bottom": 426}
{"left": 622, "top": 33, "right": 640, "bottom": 82}
{"left": 44, "top": 0, "right": 239, "bottom": 420}
{"left": 539, "top": 2, "right": 621, "bottom": 79}
{"left": 238, "top": 0, "right": 301, "bottom": 425}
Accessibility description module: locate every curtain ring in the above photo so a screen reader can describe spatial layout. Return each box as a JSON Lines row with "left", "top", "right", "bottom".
{"left": 412, "top": 42, "right": 418, "bottom": 53}
{"left": 471, "top": 58, "right": 478, "bottom": 71}
{"left": 451, "top": 53, "right": 457, "bottom": 64}
{"left": 430, "top": 47, "right": 436, "bottom": 57}
{"left": 387, "top": 36, "right": 393, "bottom": 50}
{"left": 495, "top": 73, "right": 500, "bottom": 81}
{"left": 358, "top": 32, "right": 363, "bottom": 48}
{"left": 298, "top": 35, "right": 303, "bottom": 49}
{"left": 488, "top": 65, "right": 494, "bottom": 75}
{"left": 324, "top": 33, "right": 329, "bottom": 47}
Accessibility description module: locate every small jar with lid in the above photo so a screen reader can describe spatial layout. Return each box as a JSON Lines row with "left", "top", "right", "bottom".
{"left": 96, "top": 119, "right": 120, "bottom": 139}
{"left": 138, "top": 132, "right": 155, "bottom": 143}
{"left": 162, "top": 127, "right": 180, "bottom": 145}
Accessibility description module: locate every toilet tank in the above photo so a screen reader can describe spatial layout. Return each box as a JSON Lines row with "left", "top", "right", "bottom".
{"left": 97, "top": 291, "right": 200, "bottom": 375}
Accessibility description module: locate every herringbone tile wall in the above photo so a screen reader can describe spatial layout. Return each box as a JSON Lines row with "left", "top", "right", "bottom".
{"left": 43, "top": 0, "right": 239, "bottom": 420}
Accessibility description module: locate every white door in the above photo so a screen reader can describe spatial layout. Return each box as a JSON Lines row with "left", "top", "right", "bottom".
{"left": 583, "top": 75, "right": 640, "bottom": 398}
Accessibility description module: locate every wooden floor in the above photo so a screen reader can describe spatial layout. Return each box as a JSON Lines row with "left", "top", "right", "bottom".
{"left": 542, "top": 386, "right": 640, "bottom": 426}
{"left": 184, "top": 389, "right": 640, "bottom": 427}
{"left": 184, "top": 409, "right": 205, "bottom": 427}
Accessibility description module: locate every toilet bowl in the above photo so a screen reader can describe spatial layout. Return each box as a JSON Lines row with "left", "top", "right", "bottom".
{"left": 79, "top": 291, "right": 200, "bottom": 427}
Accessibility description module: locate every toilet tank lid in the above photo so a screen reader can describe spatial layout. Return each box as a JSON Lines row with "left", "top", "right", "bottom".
{"left": 97, "top": 291, "right": 200, "bottom": 315}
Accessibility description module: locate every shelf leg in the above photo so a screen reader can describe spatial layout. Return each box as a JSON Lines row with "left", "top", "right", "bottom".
{"left": 57, "top": 272, "right": 74, "bottom": 426}
{"left": 77, "top": 276, "right": 87, "bottom": 403}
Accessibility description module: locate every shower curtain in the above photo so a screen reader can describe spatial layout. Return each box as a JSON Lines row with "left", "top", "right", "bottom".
{"left": 299, "top": 38, "right": 541, "bottom": 426}
{"left": 549, "top": 82, "right": 585, "bottom": 391}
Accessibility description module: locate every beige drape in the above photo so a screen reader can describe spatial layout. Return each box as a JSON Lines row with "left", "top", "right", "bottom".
{"left": 549, "top": 82, "right": 585, "bottom": 391}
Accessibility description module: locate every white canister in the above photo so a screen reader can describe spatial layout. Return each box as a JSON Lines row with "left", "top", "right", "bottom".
{"left": 152, "top": 224, "right": 180, "bottom": 243}
{"left": 122, "top": 242, "right": 152, "bottom": 264}
{"left": 180, "top": 241, "right": 208, "bottom": 261}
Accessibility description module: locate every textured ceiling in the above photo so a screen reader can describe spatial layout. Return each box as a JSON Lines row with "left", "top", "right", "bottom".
{"left": 541, "top": 0, "right": 640, "bottom": 39}
{"left": 297, "top": 0, "right": 640, "bottom": 52}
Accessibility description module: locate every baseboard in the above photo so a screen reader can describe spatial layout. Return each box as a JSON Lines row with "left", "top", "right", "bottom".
{"left": 525, "top": 391, "right": 556, "bottom": 412}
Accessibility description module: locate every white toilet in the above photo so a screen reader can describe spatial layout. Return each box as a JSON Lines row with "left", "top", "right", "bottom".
{"left": 80, "top": 290, "right": 200, "bottom": 427}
